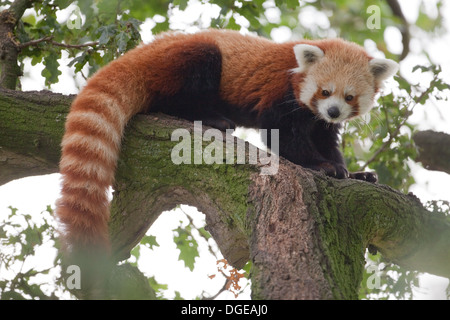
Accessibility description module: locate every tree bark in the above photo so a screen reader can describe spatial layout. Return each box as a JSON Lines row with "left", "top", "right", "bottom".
{"left": 1, "top": 89, "right": 449, "bottom": 299}
{"left": 0, "top": 88, "right": 69, "bottom": 185}
{"left": 413, "top": 130, "right": 450, "bottom": 175}
{"left": 0, "top": 1, "right": 35, "bottom": 89}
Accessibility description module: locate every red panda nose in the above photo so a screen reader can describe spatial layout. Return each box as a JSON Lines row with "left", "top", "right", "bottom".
{"left": 327, "top": 106, "right": 341, "bottom": 119}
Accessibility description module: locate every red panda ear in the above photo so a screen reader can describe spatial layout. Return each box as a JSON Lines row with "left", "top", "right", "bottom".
{"left": 292, "top": 44, "right": 324, "bottom": 73}
{"left": 369, "top": 58, "right": 399, "bottom": 83}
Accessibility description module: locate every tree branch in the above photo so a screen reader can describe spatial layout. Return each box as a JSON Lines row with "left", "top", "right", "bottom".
{"left": 386, "top": 0, "right": 410, "bottom": 61}
{"left": 18, "top": 36, "right": 53, "bottom": 48}
{"left": 8, "top": 0, "right": 35, "bottom": 22}
{"left": 0, "top": 88, "right": 72, "bottom": 184}
{"left": 413, "top": 130, "right": 450, "bottom": 174}
{"left": 108, "top": 115, "right": 450, "bottom": 299}
{"left": 19, "top": 35, "right": 100, "bottom": 50}
{"left": 1, "top": 89, "right": 449, "bottom": 300}
{"left": 0, "top": 148, "right": 58, "bottom": 186}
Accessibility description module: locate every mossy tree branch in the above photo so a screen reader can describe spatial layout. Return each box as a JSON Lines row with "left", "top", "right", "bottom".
{"left": 0, "top": 88, "right": 69, "bottom": 185}
{"left": 0, "top": 89, "right": 449, "bottom": 299}
{"left": 413, "top": 130, "right": 450, "bottom": 175}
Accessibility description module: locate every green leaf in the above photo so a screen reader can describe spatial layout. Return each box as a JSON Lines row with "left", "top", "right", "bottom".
{"left": 173, "top": 0, "right": 189, "bottom": 11}
{"left": 126, "top": 0, "right": 169, "bottom": 20}
{"left": 130, "top": 245, "right": 141, "bottom": 262}
{"left": 0, "top": 225, "right": 7, "bottom": 239}
{"left": 151, "top": 20, "right": 169, "bottom": 34}
{"left": 21, "top": 14, "right": 36, "bottom": 26}
{"left": 42, "top": 51, "right": 62, "bottom": 86}
{"left": 67, "top": 52, "right": 88, "bottom": 73}
{"left": 415, "top": 8, "right": 439, "bottom": 32}
{"left": 412, "top": 65, "right": 432, "bottom": 73}
{"left": 173, "top": 226, "right": 199, "bottom": 271}
{"left": 285, "top": 0, "right": 300, "bottom": 9}
{"left": 8, "top": 206, "right": 18, "bottom": 217}
{"left": 97, "top": 24, "right": 117, "bottom": 46}
{"left": 54, "top": 0, "right": 73, "bottom": 9}
{"left": 226, "top": 15, "right": 240, "bottom": 30}
{"left": 174, "top": 291, "right": 184, "bottom": 300}
{"left": 24, "top": 226, "right": 42, "bottom": 247}
{"left": 116, "top": 31, "right": 129, "bottom": 53}
{"left": 125, "top": 18, "right": 143, "bottom": 40}
{"left": 0, "top": 291, "right": 27, "bottom": 300}
{"left": 140, "top": 235, "right": 159, "bottom": 249}
{"left": 148, "top": 276, "right": 168, "bottom": 297}
{"left": 96, "top": 0, "right": 121, "bottom": 24}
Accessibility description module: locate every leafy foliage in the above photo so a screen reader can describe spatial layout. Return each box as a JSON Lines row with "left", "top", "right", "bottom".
{"left": 359, "top": 252, "right": 420, "bottom": 300}
{"left": 125, "top": 206, "right": 250, "bottom": 299}
{"left": 343, "top": 64, "right": 449, "bottom": 192}
{"left": 0, "top": 206, "right": 67, "bottom": 300}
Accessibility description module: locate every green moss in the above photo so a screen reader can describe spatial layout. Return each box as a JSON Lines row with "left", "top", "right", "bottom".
{"left": 309, "top": 176, "right": 368, "bottom": 299}
{"left": 110, "top": 115, "right": 257, "bottom": 248}
{"left": 0, "top": 90, "right": 70, "bottom": 163}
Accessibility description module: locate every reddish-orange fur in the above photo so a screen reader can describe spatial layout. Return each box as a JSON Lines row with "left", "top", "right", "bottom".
{"left": 56, "top": 29, "right": 394, "bottom": 257}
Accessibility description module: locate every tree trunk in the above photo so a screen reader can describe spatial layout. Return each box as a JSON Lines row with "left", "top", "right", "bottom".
{"left": 0, "top": 1, "right": 35, "bottom": 89}
{"left": 1, "top": 89, "right": 449, "bottom": 299}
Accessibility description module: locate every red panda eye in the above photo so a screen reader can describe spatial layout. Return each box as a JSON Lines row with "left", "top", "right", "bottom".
{"left": 345, "top": 95, "right": 354, "bottom": 101}
{"left": 322, "top": 90, "right": 330, "bottom": 97}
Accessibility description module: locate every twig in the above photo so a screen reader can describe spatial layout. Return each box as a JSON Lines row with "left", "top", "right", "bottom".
{"left": 201, "top": 282, "right": 228, "bottom": 300}
{"left": 19, "top": 36, "right": 53, "bottom": 48}
{"left": 19, "top": 35, "right": 99, "bottom": 49}
{"left": 50, "top": 40, "right": 99, "bottom": 49}
{"left": 386, "top": 0, "right": 410, "bottom": 61}
{"left": 179, "top": 206, "right": 220, "bottom": 259}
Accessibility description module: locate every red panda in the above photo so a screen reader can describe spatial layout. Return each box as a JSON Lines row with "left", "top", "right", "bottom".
{"left": 56, "top": 29, "right": 398, "bottom": 259}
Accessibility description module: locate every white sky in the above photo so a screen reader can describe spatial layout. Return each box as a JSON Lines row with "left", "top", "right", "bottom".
{"left": 1, "top": 0, "right": 449, "bottom": 300}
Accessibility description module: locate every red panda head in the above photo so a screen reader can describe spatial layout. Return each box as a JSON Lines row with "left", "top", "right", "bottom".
{"left": 292, "top": 39, "right": 398, "bottom": 123}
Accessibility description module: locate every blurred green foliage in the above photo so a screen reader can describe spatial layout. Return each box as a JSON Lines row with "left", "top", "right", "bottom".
{"left": 0, "top": 206, "right": 66, "bottom": 299}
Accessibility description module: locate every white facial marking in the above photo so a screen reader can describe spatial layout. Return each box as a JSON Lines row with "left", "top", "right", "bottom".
{"left": 317, "top": 96, "right": 353, "bottom": 123}
{"left": 357, "top": 88, "right": 376, "bottom": 116}
{"left": 299, "top": 74, "right": 317, "bottom": 106}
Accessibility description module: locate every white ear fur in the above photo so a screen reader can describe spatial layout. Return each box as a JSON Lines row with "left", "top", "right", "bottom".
{"left": 369, "top": 58, "right": 399, "bottom": 82}
{"left": 292, "top": 44, "right": 324, "bottom": 73}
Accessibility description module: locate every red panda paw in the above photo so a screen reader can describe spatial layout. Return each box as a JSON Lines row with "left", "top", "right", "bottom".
{"left": 311, "top": 162, "right": 349, "bottom": 179}
{"left": 349, "top": 171, "right": 378, "bottom": 183}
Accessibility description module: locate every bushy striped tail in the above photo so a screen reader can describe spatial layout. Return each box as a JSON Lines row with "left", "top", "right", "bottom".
{"left": 55, "top": 56, "right": 149, "bottom": 256}
{"left": 55, "top": 31, "right": 222, "bottom": 258}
